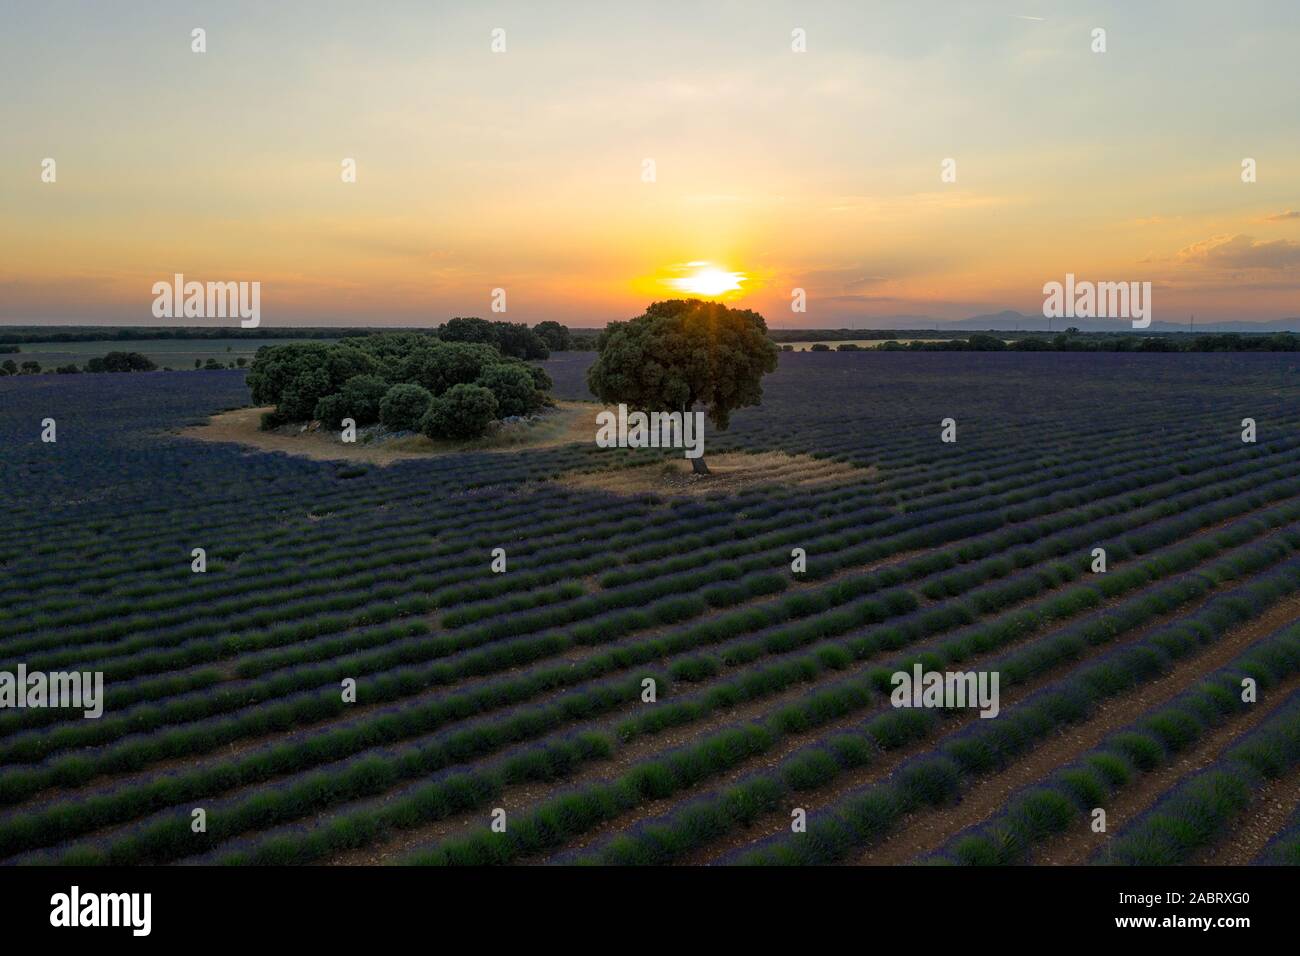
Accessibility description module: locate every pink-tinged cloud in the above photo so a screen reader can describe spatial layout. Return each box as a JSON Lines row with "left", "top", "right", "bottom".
{"left": 1264, "top": 210, "right": 1300, "bottom": 221}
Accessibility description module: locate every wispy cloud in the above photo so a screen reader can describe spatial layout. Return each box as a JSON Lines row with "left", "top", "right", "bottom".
{"left": 1177, "top": 234, "right": 1300, "bottom": 270}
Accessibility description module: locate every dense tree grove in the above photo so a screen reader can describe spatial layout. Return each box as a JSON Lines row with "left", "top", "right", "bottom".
{"left": 247, "top": 332, "right": 551, "bottom": 439}
{"left": 84, "top": 352, "right": 158, "bottom": 372}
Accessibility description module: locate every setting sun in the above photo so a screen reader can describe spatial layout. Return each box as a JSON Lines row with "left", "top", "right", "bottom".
{"left": 667, "top": 263, "right": 746, "bottom": 298}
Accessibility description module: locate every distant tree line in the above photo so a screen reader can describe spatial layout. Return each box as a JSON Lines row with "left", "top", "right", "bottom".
{"left": 0, "top": 319, "right": 601, "bottom": 378}
{"left": 0, "top": 327, "right": 376, "bottom": 345}
{"left": 0, "top": 319, "right": 599, "bottom": 350}
{"left": 0, "top": 352, "right": 250, "bottom": 375}
{"left": 771, "top": 328, "right": 978, "bottom": 343}
{"left": 884, "top": 332, "right": 1300, "bottom": 352}
{"left": 6, "top": 322, "right": 1299, "bottom": 354}
{"left": 1, "top": 351, "right": 161, "bottom": 376}
{"left": 6, "top": 323, "right": 1297, "bottom": 375}
{"left": 782, "top": 332, "right": 1300, "bottom": 353}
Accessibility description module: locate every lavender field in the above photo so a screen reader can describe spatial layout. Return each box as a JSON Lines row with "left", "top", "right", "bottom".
{"left": 3, "top": 351, "right": 1300, "bottom": 867}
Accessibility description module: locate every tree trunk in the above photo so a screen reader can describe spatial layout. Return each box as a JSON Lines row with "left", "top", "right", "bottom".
{"left": 684, "top": 398, "right": 708, "bottom": 476}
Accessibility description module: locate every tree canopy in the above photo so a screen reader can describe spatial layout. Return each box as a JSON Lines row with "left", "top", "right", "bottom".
{"left": 586, "top": 299, "right": 778, "bottom": 473}
{"left": 587, "top": 299, "right": 778, "bottom": 431}
{"left": 438, "top": 318, "right": 549, "bottom": 360}
{"left": 533, "top": 320, "right": 574, "bottom": 352}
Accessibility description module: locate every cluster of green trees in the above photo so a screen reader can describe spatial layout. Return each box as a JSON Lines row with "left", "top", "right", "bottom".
{"left": 247, "top": 332, "right": 552, "bottom": 439}
{"left": 86, "top": 352, "right": 159, "bottom": 372}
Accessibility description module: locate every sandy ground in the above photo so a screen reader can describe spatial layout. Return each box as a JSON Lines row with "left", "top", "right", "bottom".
{"left": 179, "top": 401, "right": 872, "bottom": 494}
{"left": 559, "top": 452, "right": 871, "bottom": 497}
{"left": 561, "top": 455, "right": 873, "bottom": 502}
{"left": 177, "top": 401, "right": 603, "bottom": 465}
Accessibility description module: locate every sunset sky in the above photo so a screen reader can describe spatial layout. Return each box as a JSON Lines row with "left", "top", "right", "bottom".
{"left": 3, "top": 0, "right": 1299, "bottom": 328}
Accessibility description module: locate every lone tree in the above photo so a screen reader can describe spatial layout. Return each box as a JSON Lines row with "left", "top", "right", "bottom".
{"left": 587, "top": 299, "right": 778, "bottom": 475}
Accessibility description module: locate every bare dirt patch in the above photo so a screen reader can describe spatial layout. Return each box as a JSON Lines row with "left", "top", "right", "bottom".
{"left": 177, "top": 401, "right": 603, "bottom": 465}
{"left": 559, "top": 451, "right": 871, "bottom": 497}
